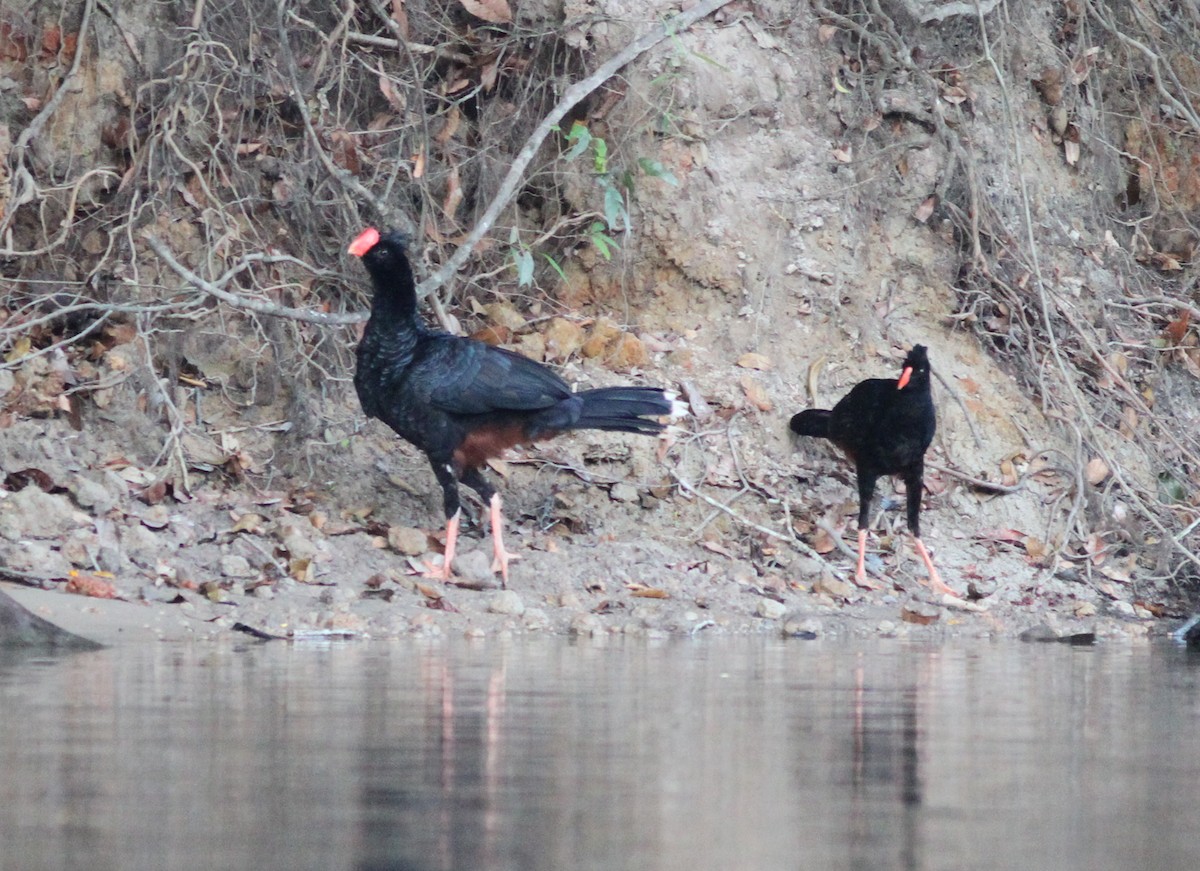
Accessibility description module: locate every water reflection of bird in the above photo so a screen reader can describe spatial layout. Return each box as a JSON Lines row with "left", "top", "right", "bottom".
{"left": 790, "top": 346, "right": 957, "bottom": 596}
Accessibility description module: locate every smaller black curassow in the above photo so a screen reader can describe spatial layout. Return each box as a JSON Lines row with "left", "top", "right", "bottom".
{"left": 350, "top": 227, "right": 684, "bottom": 586}
{"left": 790, "top": 345, "right": 957, "bottom": 596}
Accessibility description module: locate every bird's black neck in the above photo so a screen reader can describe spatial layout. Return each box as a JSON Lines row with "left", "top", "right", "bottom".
{"left": 365, "top": 258, "right": 419, "bottom": 328}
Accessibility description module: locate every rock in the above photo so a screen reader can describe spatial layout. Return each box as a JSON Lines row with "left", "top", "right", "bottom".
{"left": 1074, "top": 601, "right": 1098, "bottom": 618}
{"left": 1109, "top": 600, "right": 1136, "bottom": 618}
{"left": 523, "top": 607, "right": 551, "bottom": 630}
{"left": 387, "top": 525, "right": 427, "bottom": 556}
{"left": 72, "top": 475, "right": 118, "bottom": 513}
{"left": 220, "top": 554, "right": 257, "bottom": 579}
{"left": 607, "top": 333, "right": 648, "bottom": 370}
{"left": 1019, "top": 623, "right": 1060, "bottom": 642}
{"left": 279, "top": 524, "right": 319, "bottom": 561}
{"left": 783, "top": 616, "right": 821, "bottom": 638}
{"left": 0, "top": 487, "right": 88, "bottom": 541}
{"left": 609, "top": 483, "right": 639, "bottom": 503}
{"left": 569, "top": 613, "right": 604, "bottom": 636}
{"left": 543, "top": 318, "right": 585, "bottom": 361}
{"left": 812, "top": 571, "right": 853, "bottom": 599}
{"left": 488, "top": 590, "right": 525, "bottom": 616}
{"left": 455, "top": 550, "right": 495, "bottom": 585}
{"left": 0, "top": 589, "right": 102, "bottom": 650}
{"left": 319, "top": 586, "right": 358, "bottom": 606}
{"left": 756, "top": 598, "right": 787, "bottom": 620}
{"left": 582, "top": 317, "right": 621, "bottom": 358}
{"left": 517, "top": 332, "right": 546, "bottom": 362}
{"left": 0, "top": 540, "right": 70, "bottom": 577}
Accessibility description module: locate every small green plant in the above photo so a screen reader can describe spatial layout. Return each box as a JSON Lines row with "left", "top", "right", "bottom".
{"left": 507, "top": 122, "right": 678, "bottom": 285}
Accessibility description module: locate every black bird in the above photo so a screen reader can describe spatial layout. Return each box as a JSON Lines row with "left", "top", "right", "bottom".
{"left": 349, "top": 227, "right": 683, "bottom": 585}
{"left": 790, "top": 345, "right": 956, "bottom": 596}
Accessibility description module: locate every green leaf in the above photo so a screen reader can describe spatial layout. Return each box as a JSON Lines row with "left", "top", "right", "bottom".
{"left": 637, "top": 157, "right": 678, "bottom": 185}
{"left": 603, "top": 184, "right": 626, "bottom": 230}
{"left": 563, "top": 122, "right": 592, "bottom": 161}
{"left": 589, "top": 222, "right": 618, "bottom": 260}
{"left": 515, "top": 249, "right": 535, "bottom": 287}
{"left": 541, "top": 253, "right": 567, "bottom": 282}
{"left": 592, "top": 136, "right": 608, "bottom": 174}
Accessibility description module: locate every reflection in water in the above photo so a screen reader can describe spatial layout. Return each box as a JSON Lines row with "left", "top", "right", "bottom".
{"left": 1, "top": 640, "right": 1199, "bottom": 871}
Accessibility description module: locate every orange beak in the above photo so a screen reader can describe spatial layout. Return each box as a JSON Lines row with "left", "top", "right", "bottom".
{"left": 348, "top": 227, "right": 381, "bottom": 257}
{"left": 897, "top": 366, "right": 913, "bottom": 390}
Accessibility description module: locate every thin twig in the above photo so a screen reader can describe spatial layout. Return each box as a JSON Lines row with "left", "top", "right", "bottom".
{"left": 672, "top": 471, "right": 838, "bottom": 571}
{"left": 926, "top": 461, "right": 1026, "bottom": 494}
{"left": 143, "top": 234, "right": 363, "bottom": 327}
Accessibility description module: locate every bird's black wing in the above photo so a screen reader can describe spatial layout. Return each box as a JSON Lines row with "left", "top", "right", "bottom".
{"left": 414, "top": 335, "right": 571, "bottom": 415}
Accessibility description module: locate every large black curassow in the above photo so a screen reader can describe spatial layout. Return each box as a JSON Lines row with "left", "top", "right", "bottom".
{"left": 349, "top": 227, "right": 684, "bottom": 586}
{"left": 789, "top": 345, "right": 957, "bottom": 596}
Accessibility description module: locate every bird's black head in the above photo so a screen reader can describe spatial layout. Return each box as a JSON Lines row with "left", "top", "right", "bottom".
{"left": 897, "top": 344, "right": 931, "bottom": 391}
{"left": 349, "top": 227, "right": 416, "bottom": 314}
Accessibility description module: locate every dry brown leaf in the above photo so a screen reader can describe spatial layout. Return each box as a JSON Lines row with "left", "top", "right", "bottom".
{"left": 831, "top": 145, "right": 853, "bottom": 163}
{"left": 811, "top": 526, "right": 838, "bottom": 555}
{"left": 412, "top": 150, "right": 425, "bottom": 178}
{"left": 700, "top": 540, "right": 736, "bottom": 559}
{"left": 379, "top": 73, "right": 405, "bottom": 112}
{"left": 626, "top": 583, "right": 669, "bottom": 599}
{"left": 1063, "top": 139, "right": 1080, "bottom": 167}
{"left": 817, "top": 24, "right": 837, "bottom": 42}
{"left": 435, "top": 105, "right": 461, "bottom": 144}
{"left": 1119, "top": 406, "right": 1138, "bottom": 439}
{"left": 1024, "top": 536, "right": 1047, "bottom": 560}
{"left": 1085, "top": 457, "right": 1109, "bottom": 486}
{"left": 806, "top": 356, "right": 826, "bottom": 401}
{"left": 1164, "top": 310, "right": 1191, "bottom": 345}
{"left": 736, "top": 352, "right": 772, "bottom": 371}
{"left": 912, "top": 195, "right": 937, "bottom": 223}
{"left": 442, "top": 165, "right": 462, "bottom": 221}
{"left": 900, "top": 604, "right": 940, "bottom": 625}
{"left": 231, "top": 513, "right": 265, "bottom": 534}
{"left": 330, "top": 129, "right": 360, "bottom": 174}
{"left": 459, "top": 0, "right": 513, "bottom": 24}
{"left": 289, "top": 558, "right": 314, "bottom": 583}
{"left": 739, "top": 375, "right": 773, "bottom": 411}
{"left": 65, "top": 572, "right": 119, "bottom": 599}
{"left": 415, "top": 582, "right": 443, "bottom": 600}
{"left": 941, "top": 85, "right": 968, "bottom": 105}
{"left": 390, "top": 0, "right": 410, "bottom": 38}
{"left": 40, "top": 23, "right": 60, "bottom": 60}
{"left": 978, "top": 528, "right": 1029, "bottom": 545}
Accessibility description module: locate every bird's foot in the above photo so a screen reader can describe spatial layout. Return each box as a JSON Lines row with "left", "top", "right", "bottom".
{"left": 852, "top": 569, "right": 883, "bottom": 591}
{"left": 490, "top": 549, "right": 521, "bottom": 587}
{"left": 926, "top": 576, "right": 962, "bottom": 599}
{"left": 421, "top": 558, "right": 454, "bottom": 581}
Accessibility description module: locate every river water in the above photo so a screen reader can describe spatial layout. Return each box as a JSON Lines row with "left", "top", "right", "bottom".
{"left": 0, "top": 637, "right": 1197, "bottom": 871}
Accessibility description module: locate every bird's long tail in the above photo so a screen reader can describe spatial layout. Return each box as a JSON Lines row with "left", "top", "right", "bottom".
{"left": 789, "top": 409, "right": 832, "bottom": 438}
{"left": 570, "top": 387, "right": 686, "bottom": 435}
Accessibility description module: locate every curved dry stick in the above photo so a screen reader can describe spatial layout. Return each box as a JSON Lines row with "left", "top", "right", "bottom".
{"left": 414, "top": 0, "right": 736, "bottom": 299}
{"left": 144, "top": 234, "right": 363, "bottom": 327}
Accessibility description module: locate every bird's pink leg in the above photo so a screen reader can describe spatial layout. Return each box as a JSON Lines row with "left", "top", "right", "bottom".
{"left": 488, "top": 493, "right": 520, "bottom": 587}
{"left": 853, "top": 528, "right": 882, "bottom": 590}
{"left": 424, "top": 510, "right": 460, "bottom": 580}
{"left": 913, "top": 537, "right": 960, "bottom": 598}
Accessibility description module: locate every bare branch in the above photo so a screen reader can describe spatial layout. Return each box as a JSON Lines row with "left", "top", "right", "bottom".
{"left": 144, "top": 234, "right": 363, "bottom": 327}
